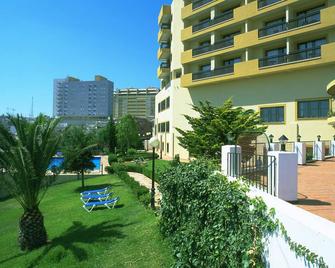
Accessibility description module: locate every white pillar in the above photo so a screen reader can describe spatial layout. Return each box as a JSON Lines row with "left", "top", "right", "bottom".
{"left": 314, "top": 141, "right": 325, "bottom": 161}
{"left": 245, "top": 48, "right": 249, "bottom": 61}
{"left": 245, "top": 21, "right": 249, "bottom": 32}
{"left": 268, "top": 151, "right": 298, "bottom": 201}
{"left": 210, "top": 8, "right": 215, "bottom": 20}
{"left": 270, "top": 143, "right": 280, "bottom": 151}
{"left": 210, "top": 32, "right": 216, "bottom": 45}
{"left": 221, "top": 145, "right": 241, "bottom": 177}
{"left": 294, "top": 142, "right": 306, "bottom": 165}
{"left": 331, "top": 141, "right": 335, "bottom": 156}
{"left": 210, "top": 57, "right": 215, "bottom": 70}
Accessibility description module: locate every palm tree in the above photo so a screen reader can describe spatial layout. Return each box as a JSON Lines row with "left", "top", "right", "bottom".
{"left": 0, "top": 115, "right": 61, "bottom": 250}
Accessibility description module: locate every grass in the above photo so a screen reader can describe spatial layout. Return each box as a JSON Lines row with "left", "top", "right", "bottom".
{"left": 0, "top": 175, "right": 173, "bottom": 268}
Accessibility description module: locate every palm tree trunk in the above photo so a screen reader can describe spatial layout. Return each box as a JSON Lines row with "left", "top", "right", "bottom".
{"left": 19, "top": 207, "right": 47, "bottom": 251}
{"left": 81, "top": 169, "right": 85, "bottom": 188}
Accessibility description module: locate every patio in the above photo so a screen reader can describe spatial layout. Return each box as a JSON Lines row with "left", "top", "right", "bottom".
{"left": 295, "top": 158, "right": 335, "bottom": 222}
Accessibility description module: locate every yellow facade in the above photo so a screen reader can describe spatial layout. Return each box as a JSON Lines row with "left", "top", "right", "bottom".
{"left": 156, "top": 0, "right": 335, "bottom": 161}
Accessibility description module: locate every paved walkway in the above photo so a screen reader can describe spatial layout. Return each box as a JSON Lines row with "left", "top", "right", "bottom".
{"left": 127, "top": 172, "right": 162, "bottom": 207}
{"left": 295, "top": 158, "right": 335, "bottom": 222}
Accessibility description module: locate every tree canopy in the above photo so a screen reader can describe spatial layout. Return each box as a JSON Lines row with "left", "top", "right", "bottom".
{"left": 176, "top": 99, "right": 266, "bottom": 160}
{"left": 116, "top": 114, "right": 141, "bottom": 153}
{"left": 61, "top": 126, "right": 96, "bottom": 187}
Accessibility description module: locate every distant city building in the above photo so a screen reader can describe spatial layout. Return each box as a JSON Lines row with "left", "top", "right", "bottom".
{"left": 53, "top": 75, "right": 114, "bottom": 128}
{"left": 113, "top": 87, "right": 159, "bottom": 121}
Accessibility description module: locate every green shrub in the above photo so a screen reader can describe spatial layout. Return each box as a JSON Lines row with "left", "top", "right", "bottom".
{"left": 117, "top": 171, "right": 150, "bottom": 207}
{"left": 108, "top": 153, "right": 118, "bottom": 164}
{"left": 159, "top": 160, "right": 277, "bottom": 267}
{"left": 170, "top": 154, "right": 180, "bottom": 167}
{"left": 127, "top": 148, "right": 138, "bottom": 156}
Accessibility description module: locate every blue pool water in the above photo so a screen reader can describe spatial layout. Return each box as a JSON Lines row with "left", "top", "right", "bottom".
{"left": 49, "top": 156, "right": 101, "bottom": 170}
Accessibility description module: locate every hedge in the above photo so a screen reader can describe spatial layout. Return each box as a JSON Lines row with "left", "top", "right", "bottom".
{"left": 116, "top": 171, "right": 150, "bottom": 207}
{"left": 159, "top": 160, "right": 277, "bottom": 267}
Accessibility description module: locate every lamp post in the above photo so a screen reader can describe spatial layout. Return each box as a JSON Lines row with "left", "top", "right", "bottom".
{"left": 279, "top": 135, "right": 288, "bottom": 151}
{"left": 317, "top": 135, "right": 321, "bottom": 142}
{"left": 269, "top": 134, "right": 274, "bottom": 143}
{"left": 297, "top": 135, "right": 301, "bottom": 142}
{"left": 149, "top": 136, "right": 159, "bottom": 209}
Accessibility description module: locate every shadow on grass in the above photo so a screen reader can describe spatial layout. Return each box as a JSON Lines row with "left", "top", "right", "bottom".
{"left": 27, "top": 220, "right": 132, "bottom": 268}
{"left": 74, "top": 182, "right": 124, "bottom": 194}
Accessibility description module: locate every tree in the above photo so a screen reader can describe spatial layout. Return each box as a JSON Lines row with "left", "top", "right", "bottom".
{"left": 176, "top": 99, "right": 266, "bottom": 160}
{"left": 106, "top": 118, "right": 117, "bottom": 153}
{"left": 61, "top": 126, "right": 96, "bottom": 188}
{"left": 0, "top": 115, "right": 61, "bottom": 250}
{"left": 116, "top": 115, "right": 141, "bottom": 153}
{"left": 94, "top": 118, "right": 117, "bottom": 154}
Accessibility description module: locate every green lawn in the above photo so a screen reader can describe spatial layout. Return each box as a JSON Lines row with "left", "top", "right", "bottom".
{"left": 0, "top": 175, "right": 173, "bottom": 268}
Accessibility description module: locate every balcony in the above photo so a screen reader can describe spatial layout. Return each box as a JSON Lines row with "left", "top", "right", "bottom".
{"left": 259, "top": 10, "right": 321, "bottom": 38}
{"left": 158, "top": 5, "right": 171, "bottom": 25}
{"left": 181, "top": 43, "right": 335, "bottom": 88}
{"left": 157, "top": 62, "right": 170, "bottom": 79}
{"left": 192, "top": 0, "right": 214, "bottom": 10}
{"left": 328, "top": 115, "right": 335, "bottom": 126}
{"left": 157, "top": 46, "right": 171, "bottom": 60}
{"left": 193, "top": 65, "right": 234, "bottom": 81}
{"left": 193, "top": 10, "right": 233, "bottom": 33}
{"left": 327, "top": 80, "right": 335, "bottom": 96}
{"left": 259, "top": 47, "right": 321, "bottom": 68}
{"left": 258, "top": 0, "right": 281, "bottom": 9}
{"left": 158, "top": 23, "right": 171, "bottom": 43}
{"left": 193, "top": 37, "right": 234, "bottom": 56}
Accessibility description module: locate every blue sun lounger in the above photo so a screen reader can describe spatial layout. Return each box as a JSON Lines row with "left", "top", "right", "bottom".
{"left": 80, "top": 186, "right": 111, "bottom": 196}
{"left": 82, "top": 197, "right": 120, "bottom": 212}
{"left": 81, "top": 193, "right": 113, "bottom": 204}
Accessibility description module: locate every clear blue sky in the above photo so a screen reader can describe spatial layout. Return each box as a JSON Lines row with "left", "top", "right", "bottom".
{"left": 0, "top": 0, "right": 171, "bottom": 116}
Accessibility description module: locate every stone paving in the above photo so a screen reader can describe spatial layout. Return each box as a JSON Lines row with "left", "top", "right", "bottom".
{"left": 127, "top": 172, "right": 162, "bottom": 207}
{"left": 295, "top": 158, "right": 335, "bottom": 222}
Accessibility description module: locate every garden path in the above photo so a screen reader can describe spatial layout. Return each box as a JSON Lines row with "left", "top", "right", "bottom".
{"left": 127, "top": 172, "right": 162, "bottom": 207}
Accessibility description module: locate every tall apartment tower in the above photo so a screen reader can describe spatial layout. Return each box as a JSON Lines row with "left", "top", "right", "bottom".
{"left": 53, "top": 75, "right": 114, "bottom": 126}
{"left": 113, "top": 87, "right": 159, "bottom": 121}
{"left": 156, "top": 0, "right": 335, "bottom": 160}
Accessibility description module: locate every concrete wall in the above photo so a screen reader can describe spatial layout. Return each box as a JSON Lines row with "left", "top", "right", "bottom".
{"left": 248, "top": 186, "right": 335, "bottom": 267}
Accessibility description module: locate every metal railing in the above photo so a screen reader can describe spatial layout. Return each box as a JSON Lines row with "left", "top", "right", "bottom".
{"left": 304, "top": 141, "right": 315, "bottom": 162}
{"left": 160, "top": 62, "right": 170, "bottom": 68}
{"left": 323, "top": 140, "right": 332, "bottom": 157}
{"left": 192, "top": 37, "right": 234, "bottom": 56}
{"left": 259, "top": 10, "right": 321, "bottom": 37}
{"left": 192, "top": 65, "right": 234, "bottom": 80}
{"left": 160, "top": 23, "right": 171, "bottom": 30}
{"left": 192, "top": 0, "right": 213, "bottom": 10}
{"left": 259, "top": 47, "right": 321, "bottom": 68}
{"left": 258, "top": 0, "right": 281, "bottom": 9}
{"left": 192, "top": 10, "right": 234, "bottom": 33}
{"left": 227, "top": 152, "right": 277, "bottom": 196}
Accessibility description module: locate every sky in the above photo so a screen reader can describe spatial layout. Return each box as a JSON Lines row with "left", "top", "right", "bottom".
{"left": 0, "top": 0, "right": 171, "bottom": 116}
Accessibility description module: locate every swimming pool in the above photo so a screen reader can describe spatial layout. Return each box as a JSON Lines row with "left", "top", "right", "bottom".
{"left": 49, "top": 156, "right": 101, "bottom": 170}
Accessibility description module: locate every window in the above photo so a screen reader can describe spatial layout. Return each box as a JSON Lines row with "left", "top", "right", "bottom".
{"left": 298, "top": 99, "right": 329, "bottom": 119}
{"left": 200, "top": 64, "right": 211, "bottom": 72}
{"left": 166, "top": 143, "right": 169, "bottom": 153}
{"left": 260, "top": 106, "right": 285, "bottom": 123}
{"left": 298, "top": 38, "right": 326, "bottom": 51}
{"left": 166, "top": 121, "right": 170, "bottom": 133}
{"left": 166, "top": 97, "right": 170, "bottom": 109}
{"left": 297, "top": 5, "right": 324, "bottom": 26}
{"left": 264, "top": 17, "right": 286, "bottom": 35}
{"left": 199, "top": 40, "right": 210, "bottom": 47}
{"left": 223, "top": 57, "right": 241, "bottom": 66}
{"left": 265, "top": 47, "right": 287, "bottom": 66}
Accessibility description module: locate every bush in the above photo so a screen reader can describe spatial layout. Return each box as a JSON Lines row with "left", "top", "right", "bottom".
{"left": 108, "top": 153, "right": 118, "bottom": 164}
{"left": 127, "top": 148, "right": 138, "bottom": 156}
{"left": 159, "top": 160, "right": 277, "bottom": 267}
{"left": 117, "top": 171, "right": 150, "bottom": 207}
{"left": 170, "top": 154, "right": 180, "bottom": 167}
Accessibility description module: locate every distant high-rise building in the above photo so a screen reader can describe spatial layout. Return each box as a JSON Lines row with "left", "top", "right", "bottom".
{"left": 53, "top": 75, "right": 114, "bottom": 127}
{"left": 113, "top": 88, "right": 159, "bottom": 121}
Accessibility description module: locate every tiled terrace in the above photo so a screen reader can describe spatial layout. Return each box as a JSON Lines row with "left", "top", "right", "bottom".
{"left": 294, "top": 158, "right": 335, "bottom": 222}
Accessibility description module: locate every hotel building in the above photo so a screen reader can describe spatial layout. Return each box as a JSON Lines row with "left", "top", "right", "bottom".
{"left": 113, "top": 87, "right": 159, "bottom": 122}
{"left": 155, "top": 0, "right": 335, "bottom": 160}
